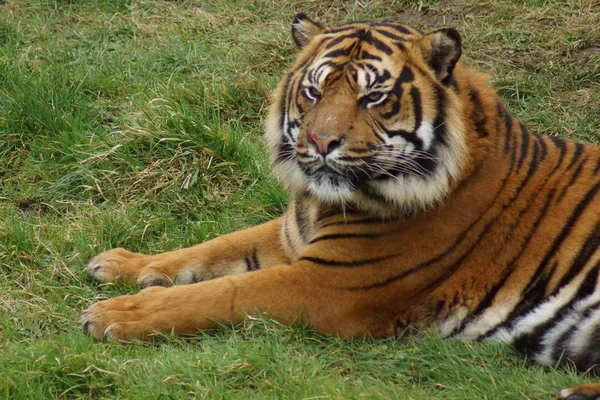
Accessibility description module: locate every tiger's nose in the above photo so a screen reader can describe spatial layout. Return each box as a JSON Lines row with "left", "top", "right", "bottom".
{"left": 308, "top": 133, "right": 343, "bottom": 155}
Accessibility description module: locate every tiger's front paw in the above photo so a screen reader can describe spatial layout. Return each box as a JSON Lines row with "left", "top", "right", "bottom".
{"left": 80, "top": 286, "right": 169, "bottom": 342}
{"left": 86, "top": 248, "right": 174, "bottom": 288}
{"left": 86, "top": 248, "right": 147, "bottom": 284}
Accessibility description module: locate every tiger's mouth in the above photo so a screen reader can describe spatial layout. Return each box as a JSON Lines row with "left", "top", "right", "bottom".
{"left": 308, "top": 165, "right": 356, "bottom": 185}
{"left": 298, "top": 158, "right": 368, "bottom": 203}
{"left": 309, "top": 164, "right": 340, "bottom": 176}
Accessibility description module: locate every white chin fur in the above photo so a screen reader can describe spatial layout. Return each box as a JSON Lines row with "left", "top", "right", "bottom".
{"left": 307, "top": 178, "right": 355, "bottom": 204}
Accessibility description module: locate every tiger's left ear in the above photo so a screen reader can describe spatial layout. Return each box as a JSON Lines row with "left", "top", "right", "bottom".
{"left": 418, "top": 28, "right": 462, "bottom": 85}
{"left": 292, "top": 13, "right": 325, "bottom": 49}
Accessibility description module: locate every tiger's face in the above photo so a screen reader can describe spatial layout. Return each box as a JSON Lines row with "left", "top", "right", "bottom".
{"left": 267, "top": 14, "right": 470, "bottom": 215}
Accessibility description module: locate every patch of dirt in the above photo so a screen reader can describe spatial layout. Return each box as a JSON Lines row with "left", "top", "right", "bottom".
{"left": 17, "top": 199, "right": 48, "bottom": 215}
{"left": 575, "top": 44, "right": 600, "bottom": 61}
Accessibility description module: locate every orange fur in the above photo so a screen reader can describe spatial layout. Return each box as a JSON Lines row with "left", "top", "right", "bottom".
{"left": 82, "top": 15, "right": 600, "bottom": 399}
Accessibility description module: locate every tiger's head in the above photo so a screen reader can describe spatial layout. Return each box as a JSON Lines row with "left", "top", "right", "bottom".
{"left": 267, "top": 14, "right": 470, "bottom": 216}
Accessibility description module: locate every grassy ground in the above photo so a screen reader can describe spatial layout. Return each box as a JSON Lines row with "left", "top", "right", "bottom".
{"left": 1, "top": 0, "right": 599, "bottom": 398}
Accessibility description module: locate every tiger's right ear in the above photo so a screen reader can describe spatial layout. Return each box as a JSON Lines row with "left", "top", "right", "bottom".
{"left": 417, "top": 28, "right": 462, "bottom": 85}
{"left": 292, "top": 13, "right": 324, "bottom": 49}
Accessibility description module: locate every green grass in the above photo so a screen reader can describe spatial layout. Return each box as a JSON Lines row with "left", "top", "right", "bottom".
{"left": 0, "top": 0, "right": 599, "bottom": 398}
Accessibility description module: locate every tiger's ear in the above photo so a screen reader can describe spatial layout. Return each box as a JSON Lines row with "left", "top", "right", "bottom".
{"left": 292, "top": 13, "right": 324, "bottom": 49}
{"left": 418, "top": 28, "right": 462, "bottom": 84}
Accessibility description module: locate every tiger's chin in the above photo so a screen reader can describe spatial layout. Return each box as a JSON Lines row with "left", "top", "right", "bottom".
{"left": 306, "top": 172, "right": 356, "bottom": 205}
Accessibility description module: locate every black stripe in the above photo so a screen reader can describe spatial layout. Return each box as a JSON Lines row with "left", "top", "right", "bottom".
{"left": 594, "top": 158, "right": 600, "bottom": 175}
{"left": 517, "top": 122, "right": 530, "bottom": 169}
{"left": 380, "top": 69, "right": 404, "bottom": 119}
{"left": 294, "top": 200, "right": 310, "bottom": 244}
{"left": 244, "top": 257, "right": 253, "bottom": 271}
{"left": 363, "top": 31, "right": 393, "bottom": 55}
{"left": 548, "top": 135, "right": 567, "bottom": 155}
{"left": 316, "top": 207, "right": 360, "bottom": 222}
{"left": 512, "top": 139, "right": 540, "bottom": 197}
{"left": 323, "top": 32, "right": 361, "bottom": 49}
{"left": 359, "top": 50, "right": 382, "bottom": 61}
{"left": 324, "top": 26, "right": 361, "bottom": 35}
{"left": 532, "top": 131, "right": 548, "bottom": 162}
{"left": 566, "top": 142, "right": 584, "bottom": 171}
{"left": 344, "top": 71, "right": 355, "bottom": 88}
{"left": 550, "top": 300, "right": 600, "bottom": 367}
{"left": 379, "top": 65, "right": 411, "bottom": 119}
{"left": 345, "top": 146, "right": 378, "bottom": 154}
{"left": 594, "top": 156, "right": 600, "bottom": 175}
{"left": 251, "top": 249, "right": 260, "bottom": 271}
{"left": 283, "top": 214, "right": 296, "bottom": 255}
{"left": 383, "top": 128, "right": 423, "bottom": 149}
{"left": 365, "top": 119, "right": 388, "bottom": 144}
{"left": 320, "top": 217, "right": 386, "bottom": 228}
{"left": 337, "top": 156, "right": 374, "bottom": 163}
{"left": 372, "top": 69, "right": 391, "bottom": 85}
{"left": 309, "top": 232, "right": 380, "bottom": 244}
{"left": 570, "top": 299, "right": 600, "bottom": 370}
{"left": 372, "top": 22, "right": 413, "bottom": 35}
{"left": 313, "top": 61, "right": 340, "bottom": 83}
{"left": 413, "top": 148, "right": 438, "bottom": 176}
{"left": 275, "top": 139, "right": 295, "bottom": 164}
{"left": 392, "top": 40, "right": 406, "bottom": 51}
{"left": 468, "top": 86, "right": 488, "bottom": 138}
{"left": 556, "top": 159, "right": 586, "bottom": 202}
{"left": 554, "top": 221, "right": 600, "bottom": 292}
{"left": 294, "top": 62, "right": 312, "bottom": 103}
{"left": 360, "top": 183, "right": 393, "bottom": 204}
{"left": 410, "top": 87, "right": 423, "bottom": 132}
{"left": 447, "top": 75, "right": 459, "bottom": 92}
{"left": 322, "top": 47, "right": 354, "bottom": 59}
{"left": 300, "top": 254, "right": 397, "bottom": 267}
{"left": 324, "top": 73, "right": 342, "bottom": 87}
{"left": 431, "top": 85, "right": 448, "bottom": 144}
{"left": 278, "top": 75, "right": 290, "bottom": 136}
{"left": 398, "top": 65, "right": 414, "bottom": 82}
{"left": 512, "top": 261, "right": 600, "bottom": 357}
{"left": 245, "top": 249, "right": 259, "bottom": 271}
{"left": 497, "top": 102, "right": 512, "bottom": 154}
{"left": 372, "top": 28, "right": 409, "bottom": 42}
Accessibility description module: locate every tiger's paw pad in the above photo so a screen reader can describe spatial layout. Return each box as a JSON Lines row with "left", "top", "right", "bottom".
{"left": 558, "top": 384, "right": 600, "bottom": 400}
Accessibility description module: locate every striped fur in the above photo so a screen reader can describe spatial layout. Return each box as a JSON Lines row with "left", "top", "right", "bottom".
{"left": 270, "top": 16, "right": 600, "bottom": 375}
{"left": 83, "top": 15, "right": 600, "bottom": 398}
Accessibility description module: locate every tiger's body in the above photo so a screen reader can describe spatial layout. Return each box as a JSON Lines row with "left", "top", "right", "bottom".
{"left": 81, "top": 15, "right": 600, "bottom": 399}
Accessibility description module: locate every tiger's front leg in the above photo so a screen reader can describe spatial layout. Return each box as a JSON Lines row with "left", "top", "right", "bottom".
{"left": 81, "top": 263, "right": 374, "bottom": 342}
{"left": 86, "top": 218, "right": 289, "bottom": 288}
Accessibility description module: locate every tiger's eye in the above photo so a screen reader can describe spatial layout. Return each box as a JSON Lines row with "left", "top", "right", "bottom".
{"left": 306, "top": 86, "right": 321, "bottom": 99}
{"left": 365, "top": 92, "right": 385, "bottom": 103}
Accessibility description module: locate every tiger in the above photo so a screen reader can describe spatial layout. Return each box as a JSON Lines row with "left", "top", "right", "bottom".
{"left": 81, "top": 14, "right": 600, "bottom": 399}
